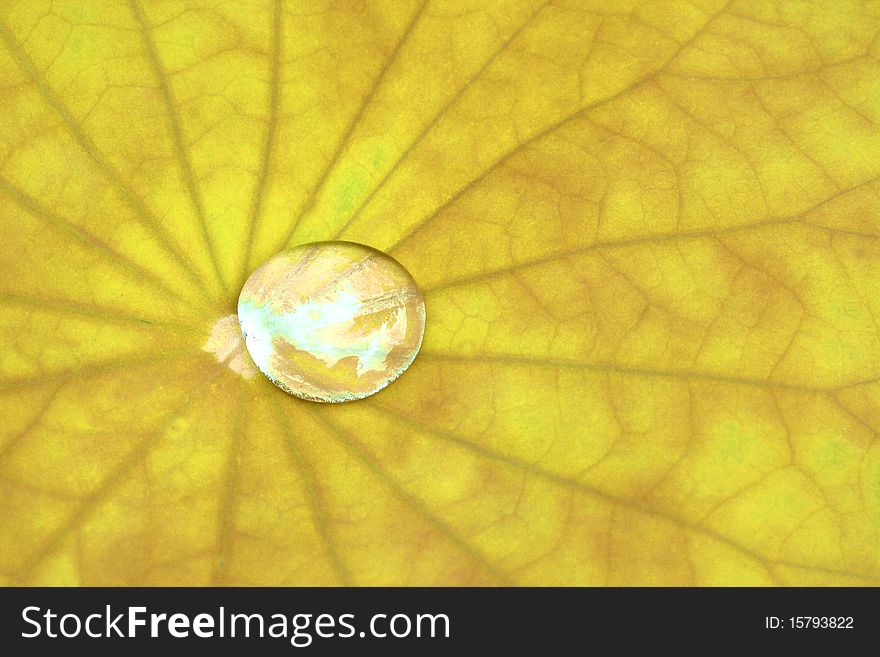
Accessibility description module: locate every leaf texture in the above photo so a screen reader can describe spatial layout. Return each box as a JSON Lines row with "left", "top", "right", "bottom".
{"left": 1, "top": 0, "right": 879, "bottom": 585}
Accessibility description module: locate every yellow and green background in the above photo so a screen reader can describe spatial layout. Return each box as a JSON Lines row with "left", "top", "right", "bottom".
{"left": 1, "top": 0, "right": 879, "bottom": 585}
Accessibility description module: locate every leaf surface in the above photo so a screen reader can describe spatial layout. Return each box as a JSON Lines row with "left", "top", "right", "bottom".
{"left": 1, "top": 0, "right": 879, "bottom": 585}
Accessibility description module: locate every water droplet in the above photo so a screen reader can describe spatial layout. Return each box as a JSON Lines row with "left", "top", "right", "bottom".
{"left": 238, "top": 241, "right": 426, "bottom": 402}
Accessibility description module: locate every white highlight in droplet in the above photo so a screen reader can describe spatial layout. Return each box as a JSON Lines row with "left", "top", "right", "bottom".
{"left": 236, "top": 241, "right": 426, "bottom": 402}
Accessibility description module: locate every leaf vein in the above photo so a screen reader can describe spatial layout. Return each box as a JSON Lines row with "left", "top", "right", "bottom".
{"left": 313, "top": 409, "right": 512, "bottom": 585}
{"left": 14, "top": 366, "right": 225, "bottom": 583}
{"left": 129, "top": 0, "right": 229, "bottom": 299}
{"left": 366, "top": 402, "right": 791, "bottom": 584}
{"left": 332, "top": 0, "right": 552, "bottom": 240}
{"left": 278, "top": 0, "right": 429, "bottom": 249}
{"left": 273, "top": 396, "right": 353, "bottom": 586}
{"left": 0, "top": 18, "right": 211, "bottom": 302}
{"left": 417, "top": 351, "right": 842, "bottom": 393}
{"left": 239, "top": 0, "right": 283, "bottom": 288}
{"left": 386, "top": 0, "right": 734, "bottom": 254}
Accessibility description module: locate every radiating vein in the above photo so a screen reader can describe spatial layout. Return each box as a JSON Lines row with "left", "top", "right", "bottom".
{"left": 240, "top": 0, "right": 283, "bottom": 288}
{"left": 278, "top": 0, "right": 428, "bottom": 249}
{"left": 365, "top": 402, "right": 792, "bottom": 585}
{"left": 665, "top": 54, "right": 872, "bottom": 83}
{"left": 422, "top": 217, "right": 799, "bottom": 294}
{"left": 830, "top": 394, "right": 880, "bottom": 439}
{"left": 0, "top": 18, "right": 211, "bottom": 303}
{"left": 0, "top": 292, "right": 194, "bottom": 336}
{"left": 0, "top": 349, "right": 205, "bottom": 391}
{"left": 273, "top": 395, "right": 352, "bottom": 585}
{"left": 421, "top": 192, "right": 880, "bottom": 295}
{"left": 213, "top": 383, "right": 245, "bottom": 586}
{"left": 387, "top": 0, "right": 733, "bottom": 254}
{"left": 13, "top": 365, "right": 225, "bottom": 583}
{"left": 1, "top": 0, "right": 875, "bottom": 589}
{"left": 129, "top": 0, "right": 229, "bottom": 299}
{"left": 0, "top": 175, "right": 206, "bottom": 313}
{"left": 775, "top": 560, "right": 880, "bottom": 584}
{"left": 332, "top": 0, "right": 552, "bottom": 240}
{"left": 312, "top": 408, "right": 511, "bottom": 585}
{"left": 0, "top": 384, "right": 62, "bottom": 461}
{"left": 416, "top": 352, "right": 842, "bottom": 393}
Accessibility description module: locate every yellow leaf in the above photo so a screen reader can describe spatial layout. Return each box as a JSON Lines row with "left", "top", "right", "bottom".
{"left": 1, "top": 0, "right": 879, "bottom": 586}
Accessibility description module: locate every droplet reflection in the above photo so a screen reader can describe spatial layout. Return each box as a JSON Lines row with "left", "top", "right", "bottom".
{"left": 237, "top": 241, "right": 426, "bottom": 402}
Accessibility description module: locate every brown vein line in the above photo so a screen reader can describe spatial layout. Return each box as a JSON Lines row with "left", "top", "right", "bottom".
{"left": 422, "top": 169, "right": 880, "bottom": 293}
{"left": 774, "top": 560, "right": 880, "bottom": 584}
{"left": 0, "top": 19, "right": 211, "bottom": 302}
{"left": 789, "top": 167, "right": 880, "bottom": 217}
{"left": 666, "top": 53, "right": 871, "bottom": 83}
{"left": 0, "top": 290, "right": 194, "bottom": 335}
{"left": 278, "top": 0, "right": 429, "bottom": 249}
{"left": 820, "top": 224, "right": 880, "bottom": 240}
{"left": 416, "top": 352, "right": 830, "bottom": 393}
{"left": 386, "top": 0, "right": 733, "bottom": 254}
{"left": 129, "top": 0, "right": 229, "bottom": 299}
{"left": 830, "top": 394, "right": 880, "bottom": 439}
{"left": 136, "top": 548, "right": 215, "bottom": 584}
{"left": 423, "top": 216, "right": 804, "bottom": 294}
{"left": 835, "top": 377, "right": 880, "bottom": 391}
{"left": 272, "top": 395, "right": 353, "bottom": 585}
{"left": 213, "top": 383, "right": 245, "bottom": 586}
{"left": 0, "top": 349, "right": 205, "bottom": 391}
{"left": 367, "top": 402, "right": 788, "bottom": 585}
{"left": 0, "top": 384, "right": 63, "bottom": 461}
{"left": 0, "top": 175, "right": 206, "bottom": 311}
{"left": 331, "top": 0, "right": 551, "bottom": 240}
{"left": 0, "top": 472, "right": 93, "bottom": 501}
{"left": 312, "top": 409, "right": 512, "bottom": 586}
{"left": 14, "top": 365, "right": 225, "bottom": 583}
{"left": 239, "top": 0, "right": 283, "bottom": 288}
